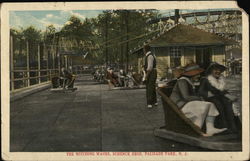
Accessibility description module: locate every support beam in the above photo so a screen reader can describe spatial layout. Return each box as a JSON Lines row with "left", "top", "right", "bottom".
{"left": 37, "top": 44, "right": 41, "bottom": 83}
{"left": 126, "top": 10, "right": 129, "bottom": 73}
{"left": 105, "top": 14, "right": 108, "bottom": 66}
{"left": 44, "top": 43, "right": 49, "bottom": 81}
{"left": 147, "top": 10, "right": 242, "bottom": 24}
{"left": 57, "top": 37, "right": 61, "bottom": 75}
{"left": 174, "top": 9, "right": 180, "bottom": 24}
{"left": 65, "top": 56, "right": 68, "bottom": 69}
{"left": 10, "top": 35, "right": 15, "bottom": 91}
{"left": 52, "top": 46, "right": 55, "bottom": 72}
{"left": 26, "top": 41, "right": 30, "bottom": 87}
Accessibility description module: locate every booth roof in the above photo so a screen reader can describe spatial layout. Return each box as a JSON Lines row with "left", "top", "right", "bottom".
{"left": 149, "top": 24, "right": 236, "bottom": 47}
{"left": 131, "top": 23, "right": 237, "bottom": 54}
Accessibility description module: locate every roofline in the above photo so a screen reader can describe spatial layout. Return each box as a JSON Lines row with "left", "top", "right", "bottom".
{"left": 130, "top": 23, "right": 238, "bottom": 54}
{"left": 150, "top": 43, "right": 233, "bottom": 48}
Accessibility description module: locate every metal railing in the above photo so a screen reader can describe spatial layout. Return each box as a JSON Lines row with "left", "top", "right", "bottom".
{"left": 10, "top": 68, "right": 59, "bottom": 91}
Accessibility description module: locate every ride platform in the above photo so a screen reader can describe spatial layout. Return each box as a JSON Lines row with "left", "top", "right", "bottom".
{"left": 156, "top": 86, "right": 242, "bottom": 151}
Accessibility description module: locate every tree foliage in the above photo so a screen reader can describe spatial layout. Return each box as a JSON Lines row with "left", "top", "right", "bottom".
{"left": 10, "top": 10, "right": 160, "bottom": 66}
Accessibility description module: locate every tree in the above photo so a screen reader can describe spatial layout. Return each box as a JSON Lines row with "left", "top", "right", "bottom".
{"left": 44, "top": 25, "right": 56, "bottom": 44}
{"left": 22, "top": 26, "right": 42, "bottom": 43}
{"left": 92, "top": 9, "right": 159, "bottom": 67}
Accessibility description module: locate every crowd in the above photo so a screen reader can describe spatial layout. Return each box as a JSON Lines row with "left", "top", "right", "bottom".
{"left": 52, "top": 45, "right": 241, "bottom": 137}
{"left": 92, "top": 66, "right": 144, "bottom": 89}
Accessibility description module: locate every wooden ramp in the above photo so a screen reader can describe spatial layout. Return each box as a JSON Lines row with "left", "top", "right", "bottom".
{"left": 154, "top": 128, "right": 242, "bottom": 151}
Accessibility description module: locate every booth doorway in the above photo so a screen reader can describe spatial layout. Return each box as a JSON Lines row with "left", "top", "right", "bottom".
{"left": 196, "top": 47, "right": 212, "bottom": 70}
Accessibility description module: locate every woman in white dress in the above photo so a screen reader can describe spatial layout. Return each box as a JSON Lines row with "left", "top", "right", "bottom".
{"left": 170, "top": 63, "right": 227, "bottom": 136}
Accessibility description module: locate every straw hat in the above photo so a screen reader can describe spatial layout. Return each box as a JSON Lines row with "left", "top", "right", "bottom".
{"left": 182, "top": 64, "right": 204, "bottom": 77}
{"left": 206, "top": 62, "right": 227, "bottom": 75}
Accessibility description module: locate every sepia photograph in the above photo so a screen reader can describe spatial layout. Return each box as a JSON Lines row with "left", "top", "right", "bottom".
{"left": 1, "top": 1, "right": 249, "bottom": 160}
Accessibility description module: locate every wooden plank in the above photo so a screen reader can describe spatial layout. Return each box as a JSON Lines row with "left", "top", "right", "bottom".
{"left": 154, "top": 128, "right": 242, "bottom": 151}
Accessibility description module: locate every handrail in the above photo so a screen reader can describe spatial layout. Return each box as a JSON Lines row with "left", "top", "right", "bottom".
{"left": 11, "top": 74, "right": 57, "bottom": 81}
{"left": 10, "top": 68, "right": 59, "bottom": 91}
{"left": 12, "top": 69, "right": 58, "bottom": 72}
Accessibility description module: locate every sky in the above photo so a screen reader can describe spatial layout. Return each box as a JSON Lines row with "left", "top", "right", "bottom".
{"left": 10, "top": 9, "right": 238, "bottom": 31}
{"left": 10, "top": 10, "right": 104, "bottom": 31}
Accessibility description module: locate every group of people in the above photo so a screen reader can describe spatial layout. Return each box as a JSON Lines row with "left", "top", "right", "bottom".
{"left": 170, "top": 63, "right": 240, "bottom": 136}
{"left": 51, "top": 67, "right": 76, "bottom": 89}
{"left": 142, "top": 45, "right": 241, "bottom": 136}
{"left": 106, "top": 68, "right": 121, "bottom": 87}
{"left": 106, "top": 66, "right": 146, "bottom": 88}
{"left": 92, "top": 68, "right": 106, "bottom": 83}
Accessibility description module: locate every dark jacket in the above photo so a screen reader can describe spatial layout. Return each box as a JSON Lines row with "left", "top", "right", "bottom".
{"left": 60, "top": 70, "right": 73, "bottom": 79}
{"left": 144, "top": 52, "right": 156, "bottom": 71}
{"left": 198, "top": 76, "right": 239, "bottom": 131}
{"left": 198, "top": 77, "right": 228, "bottom": 99}
{"left": 170, "top": 77, "right": 202, "bottom": 108}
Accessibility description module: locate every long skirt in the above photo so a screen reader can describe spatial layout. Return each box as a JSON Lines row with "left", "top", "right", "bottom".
{"left": 207, "top": 97, "right": 240, "bottom": 132}
{"left": 181, "top": 101, "right": 219, "bottom": 128}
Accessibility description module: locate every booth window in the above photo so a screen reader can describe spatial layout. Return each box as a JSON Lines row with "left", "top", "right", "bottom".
{"left": 170, "top": 47, "right": 182, "bottom": 67}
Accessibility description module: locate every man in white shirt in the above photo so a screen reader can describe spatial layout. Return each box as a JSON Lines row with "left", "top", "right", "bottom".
{"left": 143, "top": 45, "right": 157, "bottom": 108}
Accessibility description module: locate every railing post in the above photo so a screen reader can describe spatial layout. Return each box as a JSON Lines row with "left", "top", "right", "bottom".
{"left": 65, "top": 55, "right": 68, "bottom": 69}
{"left": 38, "top": 44, "right": 41, "bottom": 84}
{"left": 52, "top": 46, "right": 55, "bottom": 72}
{"left": 58, "top": 53, "right": 61, "bottom": 75}
{"left": 26, "top": 41, "right": 30, "bottom": 87}
{"left": 44, "top": 43, "right": 49, "bottom": 82}
{"left": 57, "top": 39, "right": 61, "bottom": 75}
{"left": 49, "top": 69, "right": 51, "bottom": 80}
{"left": 70, "top": 57, "right": 73, "bottom": 68}
{"left": 10, "top": 35, "right": 15, "bottom": 91}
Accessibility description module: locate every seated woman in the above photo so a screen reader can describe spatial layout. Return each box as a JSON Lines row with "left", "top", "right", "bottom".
{"left": 198, "top": 62, "right": 240, "bottom": 133}
{"left": 60, "top": 67, "right": 76, "bottom": 89}
{"left": 106, "top": 68, "right": 119, "bottom": 87}
{"left": 118, "top": 69, "right": 127, "bottom": 87}
{"left": 170, "top": 63, "right": 227, "bottom": 136}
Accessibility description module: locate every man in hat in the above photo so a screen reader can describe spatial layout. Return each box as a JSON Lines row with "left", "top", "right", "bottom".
{"left": 198, "top": 62, "right": 241, "bottom": 133}
{"left": 143, "top": 45, "right": 157, "bottom": 108}
{"left": 170, "top": 63, "right": 227, "bottom": 136}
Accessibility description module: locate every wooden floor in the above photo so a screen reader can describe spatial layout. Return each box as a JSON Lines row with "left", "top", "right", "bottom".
{"left": 10, "top": 75, "right": 236, "bottom": 152}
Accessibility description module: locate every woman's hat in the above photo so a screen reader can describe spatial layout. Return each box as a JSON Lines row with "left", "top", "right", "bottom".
{"left": 173, "top": 66, "right": 185, "bottom": 78}
{"left": 182, "top": 64, "right": 204, "bottom": 77}
{"left": 206, "top": 62, "right": 227, "bottom": 74}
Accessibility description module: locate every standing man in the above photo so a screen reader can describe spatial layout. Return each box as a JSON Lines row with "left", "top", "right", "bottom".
{"left": 143, "top": 45, "right": 157, "bottom": 108}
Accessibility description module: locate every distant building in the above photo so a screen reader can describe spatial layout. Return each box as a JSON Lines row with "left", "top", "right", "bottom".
{"left": 132, "top": 24, "right": 237, "bottom": 78}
